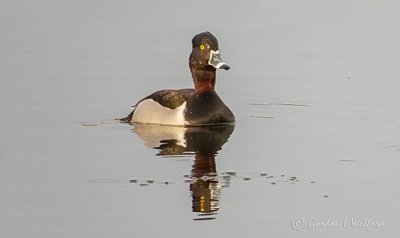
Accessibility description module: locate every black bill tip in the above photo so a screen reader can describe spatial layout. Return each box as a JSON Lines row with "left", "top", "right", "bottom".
{"left": 219, "top": 64, "right": 230, "bottom": 70}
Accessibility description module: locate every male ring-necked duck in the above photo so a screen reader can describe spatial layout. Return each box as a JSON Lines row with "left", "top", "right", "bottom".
{"left": 121, "top": 32, "right": 235, "bottom": 126}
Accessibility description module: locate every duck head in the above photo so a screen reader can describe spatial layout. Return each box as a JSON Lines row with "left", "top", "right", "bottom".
{"left": 189, "top": 32, "right": 230, "bottom": 92}
{"left": 190, "top": 32, "right": 230, "bottom": 71}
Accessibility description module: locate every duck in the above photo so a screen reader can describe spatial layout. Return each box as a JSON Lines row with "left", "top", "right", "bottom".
{"left": 121, "top": 32, "right": 235, "bottom": 126}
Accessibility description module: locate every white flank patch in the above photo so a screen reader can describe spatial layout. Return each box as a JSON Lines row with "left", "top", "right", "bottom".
{"left": 131, "top": 99, "right": 187, "bottom": 126}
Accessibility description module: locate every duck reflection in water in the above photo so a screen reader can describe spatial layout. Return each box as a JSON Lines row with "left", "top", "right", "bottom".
{"left": 132, "top": 123, "right": 234, "bottom": 220}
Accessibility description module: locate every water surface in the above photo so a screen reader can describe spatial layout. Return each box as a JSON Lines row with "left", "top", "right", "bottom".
{"left": 1, "top": 1, "right": 400, "bottom": 237}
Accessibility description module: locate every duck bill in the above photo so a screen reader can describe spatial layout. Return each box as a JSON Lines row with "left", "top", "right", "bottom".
{"left": 208, "top": 50, "right": 230, "bottom": 70}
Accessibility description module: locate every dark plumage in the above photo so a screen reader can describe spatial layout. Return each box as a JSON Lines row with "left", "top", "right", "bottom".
{"left": 192, "top": 32, "right": 219, "bottom": 50}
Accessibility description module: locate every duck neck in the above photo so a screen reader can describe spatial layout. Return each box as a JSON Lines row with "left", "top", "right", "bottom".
{"left": 191, "top": 68, "right": 216, "bottom": 93}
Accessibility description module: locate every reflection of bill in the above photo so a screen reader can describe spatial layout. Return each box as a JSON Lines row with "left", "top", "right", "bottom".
{"left": 132, "top": 123, "right": 234, "bottom": 220}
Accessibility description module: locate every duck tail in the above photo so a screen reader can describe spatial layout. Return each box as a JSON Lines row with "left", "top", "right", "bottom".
{"left": 119, "top": 110, "right": 134, "bottom": 123}
{"left": 119, "top": 102, "right": 139, "bottom": 123}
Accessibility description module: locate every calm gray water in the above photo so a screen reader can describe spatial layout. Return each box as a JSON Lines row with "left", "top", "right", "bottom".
{"left": 1, "top": 1, "right": 400, "bottom": 237}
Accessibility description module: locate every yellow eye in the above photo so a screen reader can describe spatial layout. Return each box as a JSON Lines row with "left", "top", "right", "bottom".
{"left": 200, "top": 44, "right": 205, "bottom": 50}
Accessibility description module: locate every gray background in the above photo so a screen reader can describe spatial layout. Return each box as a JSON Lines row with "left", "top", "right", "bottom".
{"left": 1, "top": 1, "right": 399, "bottom": 237}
